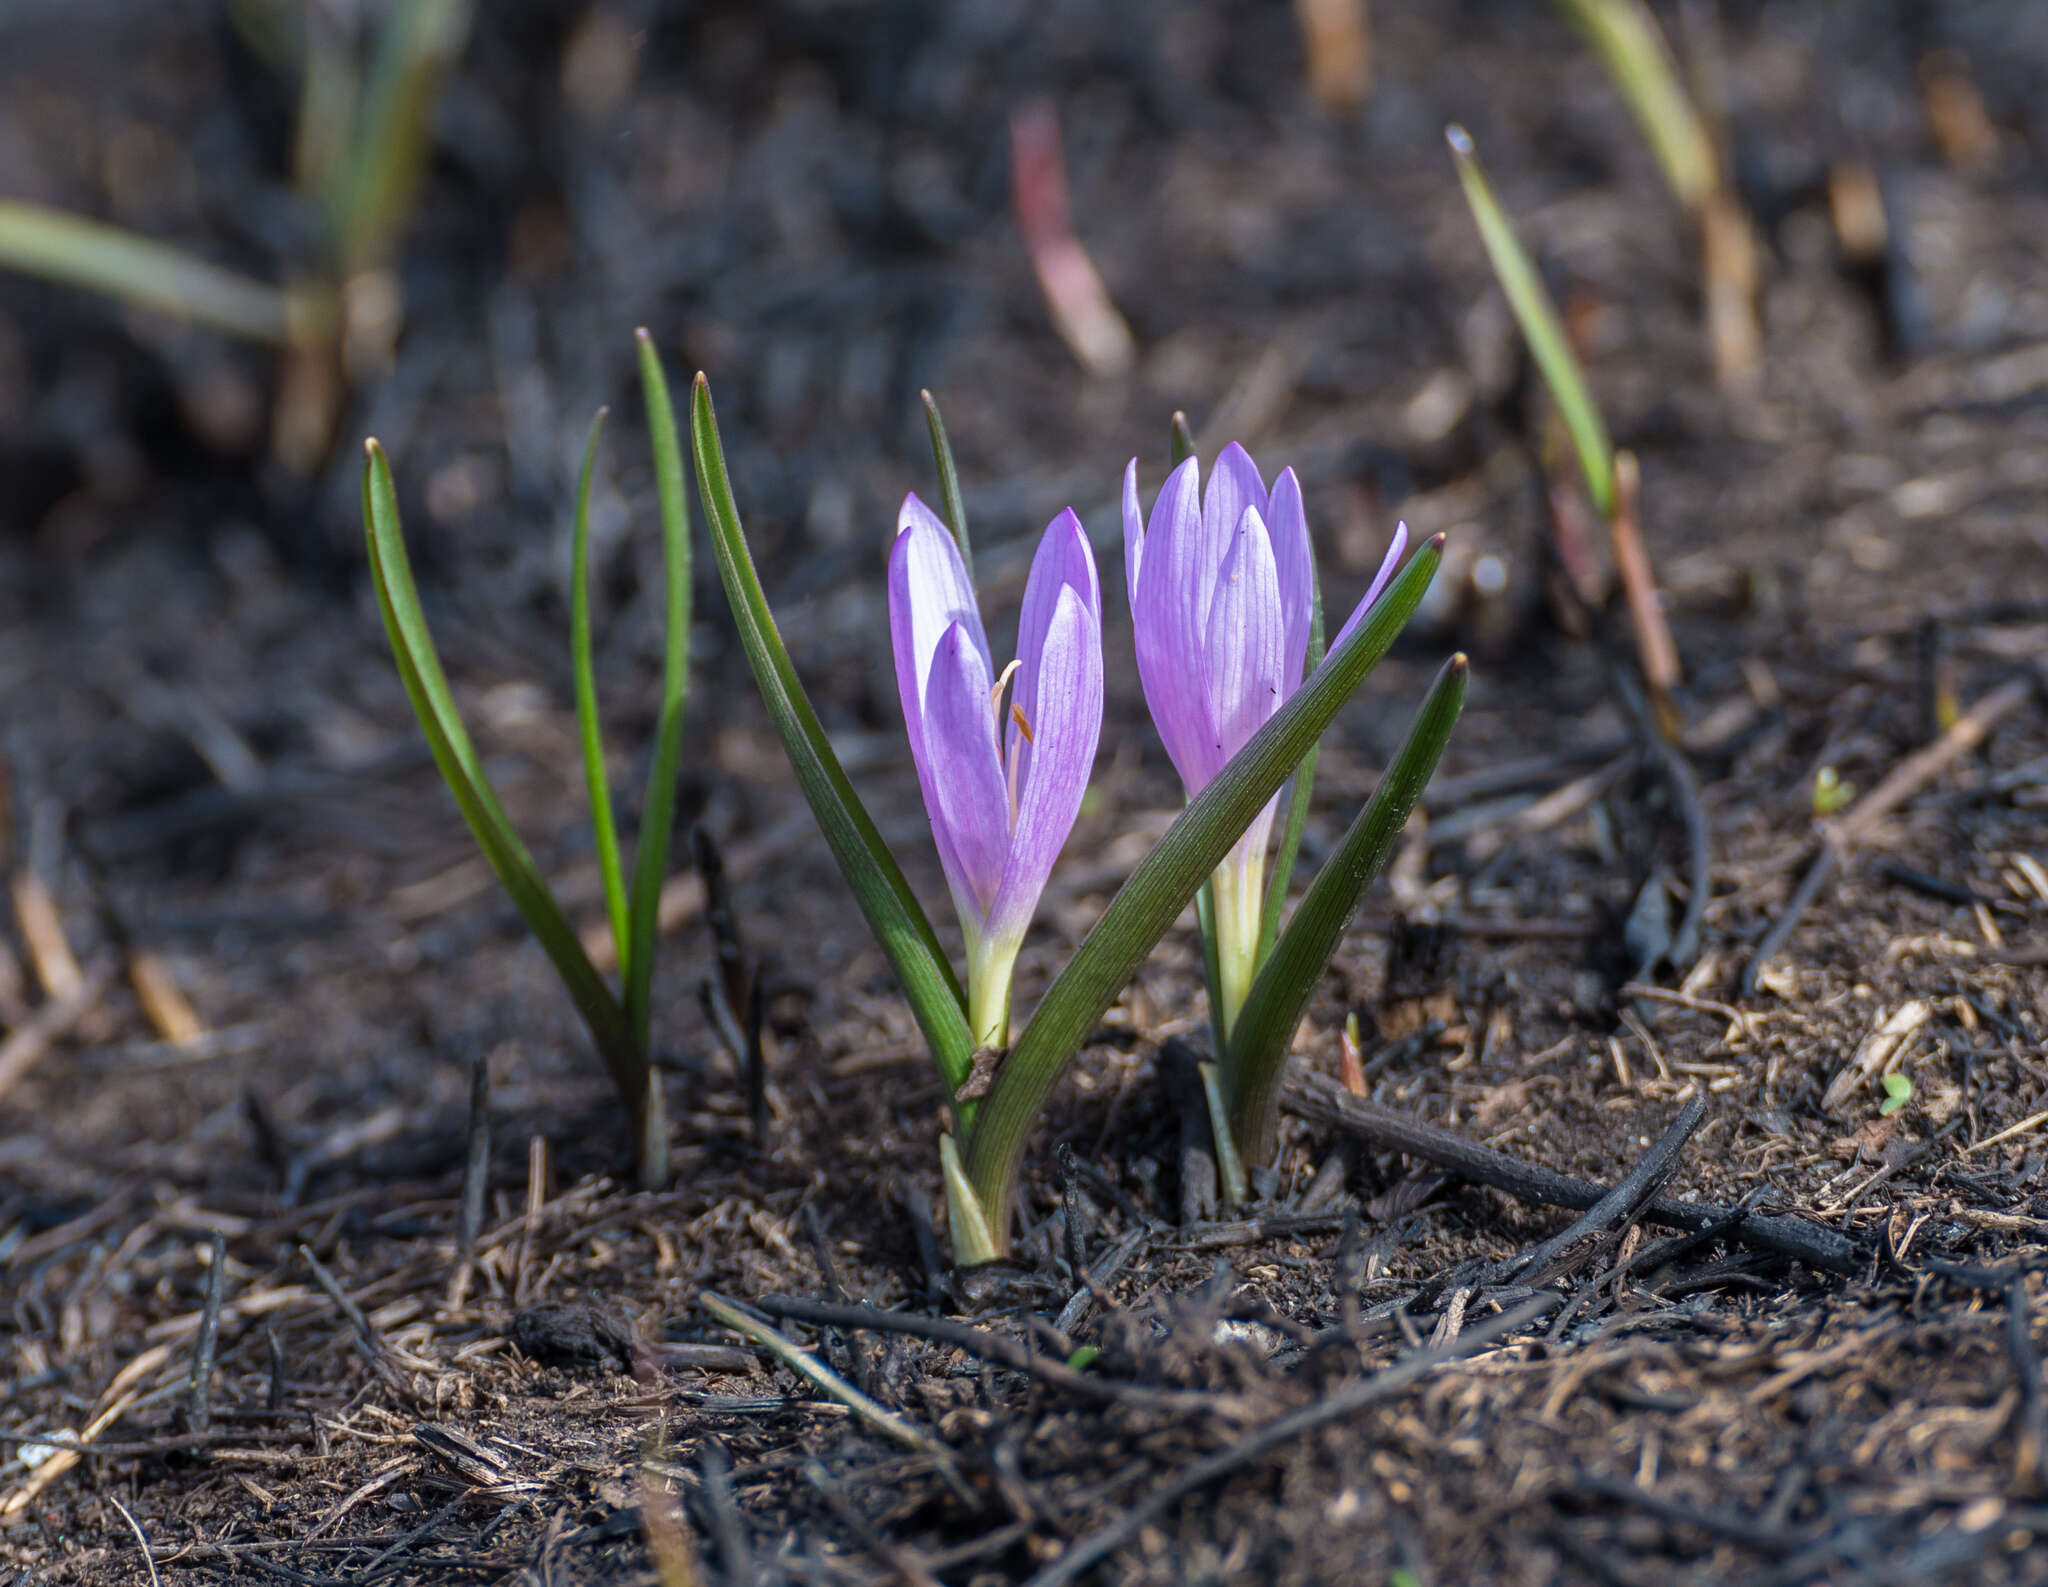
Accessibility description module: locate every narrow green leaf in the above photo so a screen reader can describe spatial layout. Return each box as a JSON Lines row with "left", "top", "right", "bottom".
{"left": 920, "top": 390, "right": 972, "bottom": 582}
{"left": 689, "top": 376, "right": 976, "bottom": 1091}
{"left": 1225, "top": 654, "right": 1468, "bottom": 1164}
{"left": 0, "top": 198, "right": 329, "bottom": 346}
{"left": 965, "top": 536, "right": 1446, "bottom": 1244}
{"left": 1170, "top": 411, "right": 1197, "bottom": 467}
{"left": 570, "top": 407, "right": 631, "bottom": 969}
{"left": 1446, "top": 125, "right": 1616, "bottom": 520}
{"left": 362, "top": 442, "right": 658, "bottom": 1176}
{"left": 333, "top": 0, "right": 474, "bottom": 271}
{"left": 1259, "top": 562, "right": 1326, "bottom": 962}
{"left": 1555, "top": 0, "right": 1716, "bottom": 210}
{"left": 624, "top": 333, "right": 693, "bottom": 1055}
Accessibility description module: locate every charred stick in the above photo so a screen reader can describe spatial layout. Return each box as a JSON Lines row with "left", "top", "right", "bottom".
{"left": 1164, "top": 1039, "right": 1219, "bottom": 1225}
{"left": 1614, "top": 665, "right": 1710, "bottom": 971}
{"left": 2009, "top": 1278, "right": 2047, "bottom": 1494}
{"left": 447, "top": 1046, "right": 491, "bottom": 1311}
{"left": 265, "top": 1325, "right": 285, "bottom": 1411}
{"left": 299, "top": 1244, "right": 407, "bottom": 1399}
{"left": 189, "top": 1232, "right": 227, "bottom": 1430}
{"left": 744, "top": 964, "right": 767, "bottom": 1147}
{"left": 1569, "top": 1472, "right": 1809, "bottom": 1556}
{"left": 1508, "top": 1093, "right": 1707, "bottom": 1286}
{"left": 1055, "top": 1142, "right": 1090, "bottom": 1285}
{"left": 1873, "top": 858, "right": 2004, "bottom": 911}
{"left": 697, "top": 1439, "right": 755, "bottom": 1587}
{"left": 1284, "top": 1070, "right": 1861, "bottom": 1275}
{"left": 1739, "top": 845, "right": 1838, "bottom": 997}
{"left": 693, "top": 827, "right": 751, "bottom": 1024}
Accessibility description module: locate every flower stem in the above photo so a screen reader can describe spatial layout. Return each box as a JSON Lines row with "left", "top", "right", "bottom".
{"left": 967, "top": 936, "right": 1020, "bottom": 1052}
{"left": 1209, "top": 845, "right": 1265, "bottom": 1040}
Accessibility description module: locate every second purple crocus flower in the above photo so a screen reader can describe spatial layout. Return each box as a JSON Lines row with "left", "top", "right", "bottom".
{"left": 1123, "top": 443, "right": 1407, "bottom": 1034}
{"left": 890, "top": 496, "right": 1104, "bottom": 1051}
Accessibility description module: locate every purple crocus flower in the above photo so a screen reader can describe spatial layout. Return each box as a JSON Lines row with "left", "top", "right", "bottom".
{"left": 1122, "top": 443, "right": 1407, "bottom": 1032}
{"left": 890, "top": 496, "right": 1104, "bottom": 1050}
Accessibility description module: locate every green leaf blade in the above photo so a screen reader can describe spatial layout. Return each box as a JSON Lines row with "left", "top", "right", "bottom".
{"left": 361, "top": 442, "right": 645, "bottom": 1112}
{"left": 1447, "top": 125, "right": 1616, "bottom": 519}
{"left": 624, "top": 332, "right": 694, "bottom": 1055}
{"left": 1225, "top": 653, "right": 1468, "bottom": 1164}
{"left": 570, "top": 408, "right": 631, "bottom": 971}
{"left": 689, "top": 376, "right": 976, "bottom": 1091}
{"left": 920, "top": 390, "right": 972, "bottom": 582}
{"left": 965, "top": 535, "right": 1446, "bottom": 1244}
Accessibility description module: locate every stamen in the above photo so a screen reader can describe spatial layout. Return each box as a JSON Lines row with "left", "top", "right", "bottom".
{"left": 1006, "top": 703, "right": 1033, "bottom": 826}
{"left": 988, "top": 658, "right": 1023, "bottom": 731}
{"left": 988, "top": 659, "right": 1027, "bottom": 828}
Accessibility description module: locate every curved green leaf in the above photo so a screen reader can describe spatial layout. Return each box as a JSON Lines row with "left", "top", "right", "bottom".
{"left": 362, "top": 440, "right": 662, "bottom": 1181}
{"left": 569, "top": 408, "right": 630, "bottom": 967}
{"left": 1225, "top": 654, "right": 1468, "bottom": 1164}
{"left": 965, "top": 535, "right": 1446, "bottom": 1245}
{"left": 689, "top": 376, "right": 975, "bottom": 1090}
{"left": 625, "top": 333, "right": 693, "bottom": 1056}
{"left": 1447, "top": 125, "right": 1616, "bottom": 519}
{"left": 920, "top": 390, "right": 972, "bottom": 582}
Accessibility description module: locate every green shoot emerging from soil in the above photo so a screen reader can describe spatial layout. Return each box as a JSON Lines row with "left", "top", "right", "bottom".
{"left": 361, "top": 330, "right": 690, "bottom": 1190}
{"left": 694, "top": 375, "right": 1459, "bottom": 1258}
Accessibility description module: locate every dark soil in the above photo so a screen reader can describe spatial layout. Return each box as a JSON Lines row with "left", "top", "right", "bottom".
{"left": 4, "top": 2, "right": 2048, "bottom": 1583}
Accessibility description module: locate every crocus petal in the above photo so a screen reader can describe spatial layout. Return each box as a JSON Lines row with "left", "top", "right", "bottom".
{"left": 1201, "top": 504, "right": 1288, "bottom": 783}
{"left": 889, "top": 493, "right": 990, "bottom": 744}
{"left": 1121, "top": 458, "right": 1143, "bottom": 610}
{"left": 920, "top": 622, "right": 1009, "bottom": 937}
{"left": 1324, "top": 521, "right": 1411, "bottom": 661}
{"left": 1011, "top": 509, "right": 1099, "bottom": 804}
{"left": 1132, "top": 456, "right": 1212, "bottom": 791}
{"left": 1198, "top": 442, "right": 1271, "bottom": 626}
{"left": 1266, "top": 467, "right": 1315, "bottom": 689}
{"left": 988, "top": 583, "right": 1102, "bottom": 948}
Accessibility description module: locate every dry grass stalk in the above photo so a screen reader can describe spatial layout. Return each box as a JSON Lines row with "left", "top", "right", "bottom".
{"left": 12, "top": 867, "right": 82, "bottom": 1002}
{"left": 129, "top": 949, "right": 205, "bottom": 1046}
{"left": 1294, "top": 0, "right": 1372, "bottom": 114}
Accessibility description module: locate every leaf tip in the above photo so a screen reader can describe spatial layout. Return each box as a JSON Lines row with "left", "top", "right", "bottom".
{"left": 634, "top": 326, "right": 653, "bottom": 347}
{"left": 1448, "top": 651, "right": 1470, "bottom": 677}
{"left": 363, "top": 437, "right": 382, "bottom": 460}
{"left": 1424, "top": 530, "right": 1448, "bottom": 552}
{"left": 1445, "top": 123, "right": 1475, "bottom": 159}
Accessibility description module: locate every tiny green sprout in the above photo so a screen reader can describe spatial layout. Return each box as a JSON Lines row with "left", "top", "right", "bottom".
{"left": 1390, "top": 1570, "right": 1423, "bottom": 1587}
{"left": 1812, "top": 766, "right": 1854, "bottom": 816}
{"left": 1066, "top": 1345, "right": 1100, "bottom": 1371}
{"left": 1880, "top": 1072, "right": 1913, "bottom": 1116}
